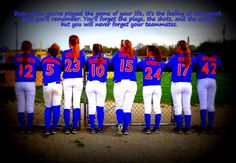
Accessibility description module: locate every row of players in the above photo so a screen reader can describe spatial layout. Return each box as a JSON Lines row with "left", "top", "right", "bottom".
{"left": 14, "top": 35, "right": 221, "bottom": 136}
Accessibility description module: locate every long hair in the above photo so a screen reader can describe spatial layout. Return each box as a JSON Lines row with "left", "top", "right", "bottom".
{"left": 121, "top": 39, "right": 134, "bottom": 57}
{"left": 48, "top": 43, "right": 60, "bottom": 58}
{"left": 177, "top": 40, "right": 191, "bottom": 67}
{"left": 147, "top": 45, "right": 162, "bottom": 62}
{"left": 200, "top": 42, "right": 213, "bottom": 57}
{"left": 93, "top": 43, "right": 103, "bottom": 65}
{"left": 21, "top": 41, "right": 32, "bottom": 67}
{"left": 69, "top": 35, "right": 80, "bottom": 61}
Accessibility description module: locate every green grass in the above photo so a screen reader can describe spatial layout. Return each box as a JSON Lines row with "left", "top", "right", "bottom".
{"left": 0, "top": 72, "right": 232, "bottom": 106}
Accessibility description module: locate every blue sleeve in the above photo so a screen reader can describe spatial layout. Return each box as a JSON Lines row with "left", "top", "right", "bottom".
{"left": 217, "top": 57, "right": 222, "bottom": 67}
{"left": 80, "top": 50, "right": 87, "bottom": 66}
{"left": 191, "top": 55, "right": 195, "bottom": 65}
{"left": 36, "top": 56, "right": 41, "bottom": 67}
{"left": 167, "top": 55, "right": 175, "bottom": 68}
{"left": 111, "top": 52, "right": 118, "bottom": 64}
{"left": 161, "top": 61, "right": 167, "bottom": 70}
{"left": 137, "top": 59, "right": 144, "bottom": 69}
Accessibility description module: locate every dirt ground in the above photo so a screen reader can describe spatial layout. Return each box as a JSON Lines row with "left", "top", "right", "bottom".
{"left": 0, "top": 105, "right": 236, "bottom": 163}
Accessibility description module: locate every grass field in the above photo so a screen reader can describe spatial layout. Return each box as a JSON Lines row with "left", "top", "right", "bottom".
{"left": 0, "top": 72, "right": 232, "bottom": 106}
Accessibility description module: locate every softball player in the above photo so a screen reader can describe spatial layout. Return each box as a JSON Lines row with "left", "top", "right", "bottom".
{"left": 138, "top": 45, "right": 166, "bottom": 134}
{"left": 62, "top": 35, "right": 86, "bottom": 134}
{"left": 194, "top": 42, "right": 222, "bottom": 134}
{"left": 41, "top": 43, "right": 62, "bottom": 136}
{"left": 111, "top": 39, "right": 138, "bottom": 135}
{"left": 167, "top": 40, "right": 194, "bottom": 134}
{"left": 86, "top": 44, "right": 109, "bottom": 134}
{"left": 14, "top": 41, "right": 41, "bottom": 134}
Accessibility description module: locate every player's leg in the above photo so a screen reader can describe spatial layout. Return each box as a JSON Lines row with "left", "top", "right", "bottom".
{"left": 171, "top": 82, "right": 183, "bottom": 133}
{"left": 25, "top": 82, "right": 36, "bottom": 133}
{"left": 51, "top": 83, "right": 62, "bottom": 133}
{"left": 63, "top": 79, "right": 73, "bottom": 133}
{"left": 123, "top": 81, "right": 137, "bottom": 135}
{"left": 15, "top": 82, "right": 26, "bottom": 133}
{"left": 43, "top": 84, "right": 53, "bottom": 135}
{"left": 207, "top": 79, "right": 217, "bottom": 132}
{"left": 114, "top": 82, "right": 126, "bottom": 125}
{"left": 72, "top": 78, "right": 83, "bottom": 133}
{"left": 153, "top": 85, "right": 162, "bottom": 133}
{"left": 197, "top": 78, "right": 208, "bottom": 133}
{"left": 182, "top": 83, "right": 192, "bottom": 134}
{"left": 86, "top": 81, "right": 96, "bottom": 133}
{"left": 143, "top": 86, "right": 152, "bottom": 134}
{"left": 96, "top": 82, "right": 107, "bottom": 133}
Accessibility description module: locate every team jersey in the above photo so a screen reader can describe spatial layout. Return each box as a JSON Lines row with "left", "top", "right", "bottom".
{"left": 14, "top": 53, "right": 41, "bottom": 82}
{"left": 111, "top": 52, "right": 138, "bottom": 83}
{"left": 138, "top": 57, "right": 167, "bottom": 86}
{"left": 87, "top": 55, "right": 109, "bottom": 82}
{"left": 194, "top": 53, "right": 221, "bottom": 79}
{"left": 167, "top": 54, "right": 195, "bottom": 82}
{"left": 41, "top": 56, "right": 62, "bottom": 84}
{"left": 61, "top": 49, "right": 86, "bottom": 79}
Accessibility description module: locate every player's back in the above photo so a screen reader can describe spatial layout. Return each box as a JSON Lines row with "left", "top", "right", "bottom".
{"left": 138, "top": 57, "right": 166, "bottom": 86}
{"left": 195, "top": 53, "right": 221, "bottom": 79}
{"left": 61, "top": 49, "right": 86, "bottom": 79}
{"left": 14, "top": 53, "right": 41, "bottom": 82}
{"left": 87, "top": 55, "right": 109, "bottom": 83}
{"left": 41, "top": 56, "right": 61, "bottom": 84}
{"left": 168, "top": 54, "right": 194, "bottom": 82}
{"left": 111, "top": 52, "right": 138, "bottom": 83}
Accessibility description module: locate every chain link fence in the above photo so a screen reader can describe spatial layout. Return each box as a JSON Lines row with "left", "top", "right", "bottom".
{"left": 0, "top": 64, "right": 230, "bottom": 128}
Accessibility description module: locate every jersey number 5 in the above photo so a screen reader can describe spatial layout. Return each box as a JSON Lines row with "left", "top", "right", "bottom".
{"left": 201, "top": 62, "right": 216, "bottom": 75}
{"left": 46, "top": 64, "right": 54, "bottom": 76}
{"left": 120, "top": 59, "right": 133, "bottom": 72}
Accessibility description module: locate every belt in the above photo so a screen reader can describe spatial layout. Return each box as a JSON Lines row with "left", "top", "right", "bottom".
{"left": 44, "top": 81, "right": 61, "bottom": 86}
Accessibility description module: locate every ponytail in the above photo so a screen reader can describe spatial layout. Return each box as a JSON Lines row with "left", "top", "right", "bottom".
{"left": 69, "top": 35, "right": 80, "bottom": 61}
{"left": 93, "top": 44, "right": 103, "bottom": 65}
{"left": 177, "top": 40, "right": 191, "bottom": 67}
{"left": 121, "top": 40, "right": 134, "bottom": 57}
{"left": 21, "top": 41, "right": 32, "bottom": 68}
{"left": 148, "top": 45, "right": 162, "bottom": 62}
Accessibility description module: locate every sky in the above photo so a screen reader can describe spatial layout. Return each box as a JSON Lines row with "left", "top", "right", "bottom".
{"left": 0, "top": 0, "right": 235, "bottom": 51}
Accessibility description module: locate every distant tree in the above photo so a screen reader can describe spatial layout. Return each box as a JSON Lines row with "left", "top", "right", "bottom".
{"left": 158, "top": 45, "right": 168, "bottom": 57}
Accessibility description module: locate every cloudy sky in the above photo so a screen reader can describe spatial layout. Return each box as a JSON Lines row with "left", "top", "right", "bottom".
{"left": 0, "top": 0, "right": 235, "bottom": 50}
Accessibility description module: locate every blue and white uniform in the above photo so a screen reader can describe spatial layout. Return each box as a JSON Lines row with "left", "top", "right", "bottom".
{"left": 86, "top": 54, "right": 109, "bottom": 130}
{"left": 14, "top": 53, "right": 41, "bottom": 131}
{"left": 167, "top": 54, "right": 195, "bottom": 131}
{"left": 194, "top": 53, "right": 222, "bottom": 130}
{"left": 61, "top": 49, "right": 86, "bottom": 132}
{"left": 138, "top": 57, "right": 166, "bottom": 130}
{"left": 41, "top": 56, "right": 62, "bottom": 132}
{"left": 111, "top": 52, "right": 138, "bottom": 134}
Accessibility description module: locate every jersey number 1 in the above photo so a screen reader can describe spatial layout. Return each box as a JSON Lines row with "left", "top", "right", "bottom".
{"left": 177, "top": 63, "right": 189, "bottom": 76}
{"left": 120, "top": 59, "right": 133, "bottom": 72}
{"left": 19, "top": 64, "right": 33, "bottom": 78}
{"left": 91, "top": 64, "right": 105, "bottom": 77}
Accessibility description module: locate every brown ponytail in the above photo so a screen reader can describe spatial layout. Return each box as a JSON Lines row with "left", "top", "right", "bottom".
{"left": 21, "top": 41, "right": 32, "bottom": 68}
{"left": 177, "top": 40, "right": 191, "bottom": 67}
{"left": 69, "top": 35, "right": 80, "bottom": 61}
{"left": 93, "top": 44, "right": 103, "bottom": 65}
{"left": 121, "top": 39, "right": 134, "bottom": 57}
{"left": 147, "top": 45, "right": 162, "bottom": 62}
{"left": 48, "top": 43, "right": 60, "bottom": 58}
